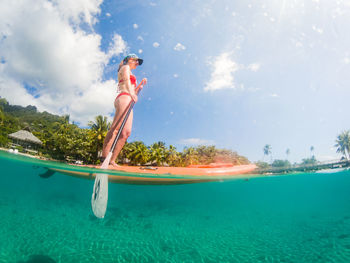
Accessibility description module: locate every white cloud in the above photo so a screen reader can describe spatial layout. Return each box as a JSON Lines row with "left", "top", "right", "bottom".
{"left": 331, "top": 7, "right": 345, "bottom": 19}
{"left": 0, "top": 0, "right": 127, "bottom": 125}
{"left": 247, "top": 87, "right": 261, "bottom": 92}
{"left": 173, "top": 74, "right": 179, "bottom": 78}
{"left": 179, "top": 138, "right": 215, "bottom": 146}
{"left": 247, "top": 63, "right": 261, "bottom": 72}
{"left": 133, "top": 23, "right": 138, "bottom": 29}
{"left": 69, "top": 79, "right": 117, "bottom": 123}
{"left": 343, "top": 57, "right": 350, "bottom": 64}
{"left": 312, "top": 25, "right": 323, "bottom": 34}
{"left": 153, "top": 42, "right": 160, "bottom": 48}
{"left": 295, "top": 41, "right": 303, "bottom": 48}
{"left": 107, "top": 34, "right": 127, "bottom": 59}
{"left": 106, "top": 12, "right": 111, "bottom": 17}
{"left": 0, "top": 70, "right": 35, "bottom": 106}
{"left": 192, "top": 5, "right": 212, "bottom": 27}
{"left": 138, "top": 49, "right": 143, "bottom": 54}
{"left": 204, "top": 52, "right": 239, "bottom": 92}
{"left": 174, "top": 43, "right": 186, "bottom": 51}
{"left": 51, "top": 0, "right": 103, "bottom": 26}
{"left": 270, "top": 93, "right": 279, "bottom": 98}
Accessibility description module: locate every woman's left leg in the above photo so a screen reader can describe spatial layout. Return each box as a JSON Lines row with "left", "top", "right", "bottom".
{"left": 101, "top": 96, "right": 131, "bottom": 159}
{"left": 110, "top": 110, "right": 133, "bottom": 166}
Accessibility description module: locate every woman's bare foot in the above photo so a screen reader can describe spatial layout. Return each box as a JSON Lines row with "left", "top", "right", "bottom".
{"left": 110, "top": 161, "right": 120, "bottom": 167}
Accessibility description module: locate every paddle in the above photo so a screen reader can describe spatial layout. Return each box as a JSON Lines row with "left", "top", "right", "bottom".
{"left": 91, "top": 79, "right": 146, "bottom": 218}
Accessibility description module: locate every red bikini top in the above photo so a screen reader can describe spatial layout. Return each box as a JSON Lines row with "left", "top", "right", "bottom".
{"left": 119, "top": 74, "right": 136, "bottom": 86}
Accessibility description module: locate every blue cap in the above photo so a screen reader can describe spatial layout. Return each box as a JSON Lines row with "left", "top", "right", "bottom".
{"left": 123, "top": 53, "right": 143, "bottom": 65}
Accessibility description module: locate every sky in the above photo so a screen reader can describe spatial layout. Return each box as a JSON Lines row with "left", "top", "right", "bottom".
{"left": 1, "top": 0, "right": 350, "bottom": 163}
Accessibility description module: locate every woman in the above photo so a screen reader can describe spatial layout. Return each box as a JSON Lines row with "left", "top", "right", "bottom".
{"left": 102, "top": 54, "right": 147, "bottom": 166}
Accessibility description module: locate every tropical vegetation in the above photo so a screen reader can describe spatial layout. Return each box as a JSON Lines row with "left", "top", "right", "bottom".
{"left": 300, "top": 156, "right": 317, "bottom": 165}
{"left": 263, "top": 144, "right": 272, "bottom": 163}
{"left": 335, "top": 130, "right": 350, "bottom": 160}
{"left": 257, "top": 133, "right": 350, "bottom": 172}
{"left": 271, "top": 159, "right": 291, "bottom": 168}
{"left": 0, "top": 98, "right": 250, "bottom": 166}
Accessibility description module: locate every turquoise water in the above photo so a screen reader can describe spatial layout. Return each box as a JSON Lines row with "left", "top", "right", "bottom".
{"left": 1, "top": 151, "right": 350, "bottom": 262}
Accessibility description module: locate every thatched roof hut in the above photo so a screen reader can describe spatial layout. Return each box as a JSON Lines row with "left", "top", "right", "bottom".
{"left": 8, "top": 130, "right": 42, "bottom": 145}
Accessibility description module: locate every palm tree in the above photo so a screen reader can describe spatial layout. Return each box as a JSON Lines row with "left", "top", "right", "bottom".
{"left": 53, "top": 121, "right": 88, "bottom": 161}
{"left": 263, "top": 144, "right": 272, "bottom": 163}
{"left": 127, "top": 141, "right": 150, "bottom": 165}
{"left": 166, "top": 145, "right": 179, "bottom": 166}
{"left": 88, "top": 115, "right": 111, "bottom": 159}
{"left": 183, "top": 147, "right": 199, "bottom": 166}
{"left": 286, "top": 148, "right": 290, "bottom": 160}
{"left": 149, "top": 141, "right": 167, "bottom": 165}
{"left": 88, "top": 115, "right": 110, "bottom": 140}
{"left": 310, "top": 146, "right": 314, "bottom": 158}
{"left": 335, "top": 131, "right": 350, "bottom": 160}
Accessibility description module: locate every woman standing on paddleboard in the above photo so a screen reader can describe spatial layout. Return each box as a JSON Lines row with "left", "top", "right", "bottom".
{"left": 102, "top": 54, "right": 147, "bottom": 166}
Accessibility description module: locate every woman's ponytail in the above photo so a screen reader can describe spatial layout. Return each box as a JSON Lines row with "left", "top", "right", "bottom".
{"left": 117, "top": 60, "right": 124, "bottom": 72}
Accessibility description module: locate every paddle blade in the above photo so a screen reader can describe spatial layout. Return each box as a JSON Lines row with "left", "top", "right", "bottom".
{"left": 91, "top": 173, "right": 109, "bottom": 218}
{"left": 91, "top": 152, "right": 112, "bottom": 218}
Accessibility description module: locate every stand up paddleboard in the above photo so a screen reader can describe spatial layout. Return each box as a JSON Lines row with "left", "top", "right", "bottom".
{"left": 48, "top": 163, "right": 257, "bottom": 185}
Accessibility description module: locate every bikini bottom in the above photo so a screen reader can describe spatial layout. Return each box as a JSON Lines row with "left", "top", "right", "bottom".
{"left": 116, "top": 92, "right": 131, "bottom": 99}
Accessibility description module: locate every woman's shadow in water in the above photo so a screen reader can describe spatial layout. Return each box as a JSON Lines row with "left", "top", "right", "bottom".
{"left": 17, "top": 255, "right": 56, "bottom": 263}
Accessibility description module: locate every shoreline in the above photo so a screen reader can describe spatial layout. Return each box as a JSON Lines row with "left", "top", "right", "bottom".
{"left": 1, "top": 147, "right": 348, "bottom": 175}
{"left": 0, "top": 147, "right": 57, "bottom": 162}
